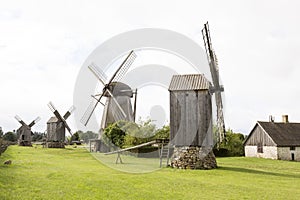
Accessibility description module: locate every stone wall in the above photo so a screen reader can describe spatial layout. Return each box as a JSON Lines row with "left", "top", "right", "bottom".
{"left": 245, "top": 145, "right": 277, "bottom": 159}
{"left": 46, "top": 141, "right": 65, "bottom": 148}
{"left": 171, "top": 146, "right": 217, "bottom": 169}
{"left": 245, "top": 145, "right": 257, "bottom": 157}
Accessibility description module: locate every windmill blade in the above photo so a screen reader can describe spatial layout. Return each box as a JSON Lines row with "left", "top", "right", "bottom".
{"left": 215, "top": 93, "right": 226, "bottom": 142}
{"left": 88, "top": 62, "right": 108, "bottom": 85}
{"left": 63, "top": 105, "right": 75, "bottom": 120}
{"left": 202, "top": 22, "right": 222, "bottom": 92}
{"left": 63, "top": 121, "right": 73, "bottom": 136}
{"left": 80, "top": 93, "right": 104, "bottom": 126}
{"left": 14, "top": 115, "right": 26, "bottom": 126}
{"left": 109, "top": 50, "right": 137, "bottom": 84}
{"left": 133, "top": 89, "right": 137, "bottom": 122}
{"left": 28, "top": 116, "right": 41, "bottom": 127}
{"left": 47, "top": 102, "right": 57, "bottom": 113}
{"left": 202, "top": 22, "right": 226, "bottom": 143}
{"left": 106, "top": 89, "right": 127, "bottom": 121}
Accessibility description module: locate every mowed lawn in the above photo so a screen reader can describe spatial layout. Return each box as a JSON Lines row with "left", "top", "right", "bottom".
{"left": 1, "top": 146, "right": 300, "bottom": 200}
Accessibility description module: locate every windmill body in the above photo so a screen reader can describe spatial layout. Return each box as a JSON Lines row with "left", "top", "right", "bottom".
{"left": 169, "top": 23, "right": 225, "bottom": 169}
{"left": 46, "top": 102, "right": 74, "bottom": 148}
{"left": 47, "top": 117, "right": 65, "bottom": 142}
{"left": 15, "top": 115, "right": 40, "bottom": 146}
{"left": 16, "top": 125, "right": 32, "bottom": 146}
{"left": 100, "top": 82, "right": 134, "bottom": 132}
{"left": 81, "top": 51, "right": 138, "bottom": 152}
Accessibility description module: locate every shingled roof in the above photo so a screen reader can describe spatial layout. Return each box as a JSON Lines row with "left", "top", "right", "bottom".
{"left": 257, "top": 121, "right": 300, "bottom": 147}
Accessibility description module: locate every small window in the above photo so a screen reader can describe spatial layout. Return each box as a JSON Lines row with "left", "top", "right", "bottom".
{"left": 290, "top": 147, "right": 296, "bottom": 150}
{"left": 257, "top": 143, "right": 263, "bottom": 153}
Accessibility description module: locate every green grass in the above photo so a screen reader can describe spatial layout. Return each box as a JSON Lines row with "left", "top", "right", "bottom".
{"left": 1, "top": 145, "right": 300, "bottom": 200}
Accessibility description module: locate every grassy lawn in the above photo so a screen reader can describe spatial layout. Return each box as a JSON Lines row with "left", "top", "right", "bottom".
{"left": 1, "top": 145, "right": 300, "bottom": 199}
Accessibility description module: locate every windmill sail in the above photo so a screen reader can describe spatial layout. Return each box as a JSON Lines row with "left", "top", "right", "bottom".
{"left": 14, "top": 115, "right": 26, "bottom": 126}
{"left": 28, "top": 117, "right": 41, "bottom": 127}
{"left": 48, "top": 102, "right": 73, "bottom": 136}
{"left": 81, "top": 50, "right": 137, "bottom": 126}
{"left": 202, "top": 22, "right": 226, "bottom": 144}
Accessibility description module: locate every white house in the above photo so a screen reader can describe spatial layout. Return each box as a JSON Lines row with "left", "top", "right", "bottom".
{"left": 244, "top": 115, "right": 300, "bottom": 161}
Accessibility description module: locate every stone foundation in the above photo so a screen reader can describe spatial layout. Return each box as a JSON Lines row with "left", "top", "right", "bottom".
{"left": 18, "top": 141, "right": 32, "bottom": 146}
{"left": 171, "top": 146, "right": 217, "bottom": 169}
{"left": 46, "top": 141, "right": 65, "bottom": 148}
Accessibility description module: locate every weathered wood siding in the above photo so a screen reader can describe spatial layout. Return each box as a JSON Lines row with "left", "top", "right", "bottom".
{"left": 244, "top": 124, "right": 276, "bottom": 146}
{"left": 17, "top": 126, "right": 32, "bottom": 143}
{"left": 47, "top": 122, "right": 65, "bottom": 142}
{"left": 170, "top": 90, "right": 212, "bottom": 146}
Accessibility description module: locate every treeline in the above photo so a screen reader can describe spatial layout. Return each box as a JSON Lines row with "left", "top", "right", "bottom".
{"left": 103, "top": 121, "right": 245, "bottom": 157}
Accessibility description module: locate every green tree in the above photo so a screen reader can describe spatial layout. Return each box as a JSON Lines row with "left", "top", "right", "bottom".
{"left": 215, "top": 129, "right": 245, "bottom": 156}
{"left": 103, "top": 122, "right": 126, "bottom": 148}
{"left": 32, "top": 132, "right": 44, "bottom": 142}
{"left": 123, "top": 119, "right": 156, "bottom": 147}
{"left": 78, "top": 130, "right": 98, "bottom": 143}
{"left": 154, "top": 125, "right": 170, "bottom": 139}
{"left": 70, "top": 132, "right": 80, "bottom": 142}
{"left": 0, "top": 127, "right": 3, "bottom": 138}
{"left": 3, "top": 132, "right": 17, "bottom": 142}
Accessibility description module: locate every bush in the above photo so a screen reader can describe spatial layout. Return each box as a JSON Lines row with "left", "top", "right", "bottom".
{"left": 103, "top": 122, "right": 126, "bottom": 148}
{"left": 214, "top": 129, "right": 245, "bottom": 157}
{"left": 3, "top": 132, "right": 17, "bottom": 142}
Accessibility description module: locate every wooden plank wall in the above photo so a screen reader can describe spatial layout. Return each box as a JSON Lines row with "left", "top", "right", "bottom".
{"left": 170, "top": 90, "right": 212, "bottom": 146}
{"left": 245, "top": 125, "right": 276, "bottom": 146}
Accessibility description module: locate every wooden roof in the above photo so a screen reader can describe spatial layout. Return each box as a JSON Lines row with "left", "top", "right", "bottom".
{"left": 47, "top": 116, "right": 58, "bottom": 123}
{"left": 168, "top": 74, "right": 210, "bottom": 91}
{"left": 246, "top": 121, "right": 300, "bottom": 147}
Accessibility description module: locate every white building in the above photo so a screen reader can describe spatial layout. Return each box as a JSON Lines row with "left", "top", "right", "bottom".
{"left": 244, "top": 115, "right": 300, "bottom": 161}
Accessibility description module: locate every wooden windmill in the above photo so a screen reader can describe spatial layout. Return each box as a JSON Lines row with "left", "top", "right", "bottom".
{"left": 81, "top": 50, "right": 138, "bottom": 132}
{"left": 14, "top": 115, "right": 41, "bottom": 146}
{"left": 46, "top": 102, "right": 75, "bottom": 148}
{"left": 169, "top": 22, "right": 225, "bottom": 169}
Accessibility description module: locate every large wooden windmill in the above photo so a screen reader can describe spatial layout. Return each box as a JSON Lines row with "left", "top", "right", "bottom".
{"left": 81, "top": 50, "right": 138, "bottom": 134}
{"left": 46, "top": 102, "right": 75, "bottom": 148}
{"left": 14, "top": 115, "right": 41, "bottom": 146}
{"left": 169, "top": 22, "right": 225, "bottom": 169}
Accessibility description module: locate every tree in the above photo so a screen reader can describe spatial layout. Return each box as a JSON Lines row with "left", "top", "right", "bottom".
{"left": 77, "top": 130, "right": 98, "bottom": 143}
{"left": 154, "top": 125, "right": 170, "bottom": 139}
{"left": 103, "top": 122, "right": 126, "bottom": 148}
{"left": 3, "top": 132, "right": 17, "bottom": 142}
{"left": 70, "top": 132, "right": 80, "bottom": 142}
{"left": 32, "top": 132, "right": 44, "bottom": 142}
{"left": 214, "top": 129, "right": 245, "bottom": 157}
{"left": 0, "top": 128, "right": 3, "bottom": 138}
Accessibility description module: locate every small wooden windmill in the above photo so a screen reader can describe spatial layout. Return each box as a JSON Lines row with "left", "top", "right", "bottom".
{"left": 169, "top": 22, "right": 225, "bottom": 169}
{"left": 46, "top": 102, "right": 75, "bottom": 148}
{"left": 14, "top": 115, "right": 41, "bottom": 146}
{"left": 81, "top": 50, "right": 138, "bottom": 132}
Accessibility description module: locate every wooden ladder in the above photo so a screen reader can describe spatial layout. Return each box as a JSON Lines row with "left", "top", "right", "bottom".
{"left": 159, "top": 142, "right": 170, "bottom": 168}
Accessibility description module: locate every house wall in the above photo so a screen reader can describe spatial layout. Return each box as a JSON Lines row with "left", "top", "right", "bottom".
{"left": 169, "top": 90, "right": 212, "bottom": 147}
{"left": 245, "top": 145, "right": 277, "bottom": 159}
{"left": 278, "top": 147, "right": 300, "bottom": 161}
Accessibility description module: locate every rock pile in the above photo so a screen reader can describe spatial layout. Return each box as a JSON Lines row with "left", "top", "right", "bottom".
{"left": 171, "top": 146, "right": 217, "bottom": 170}
{"left": 46, "top": 141, "right": 65, "bottom": 148}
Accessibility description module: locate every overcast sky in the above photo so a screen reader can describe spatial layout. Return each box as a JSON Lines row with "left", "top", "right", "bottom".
{"left": 1, "top": 0, "right": 300, "bottom": 135}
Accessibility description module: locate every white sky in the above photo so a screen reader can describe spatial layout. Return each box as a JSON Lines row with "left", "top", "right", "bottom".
{"left": 1, "top": 0, "right": 300, "bottom": 135}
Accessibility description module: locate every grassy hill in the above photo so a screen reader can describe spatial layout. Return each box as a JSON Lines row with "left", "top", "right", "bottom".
{"left": 1, "top": 145, "right": 300, "bottom": 199}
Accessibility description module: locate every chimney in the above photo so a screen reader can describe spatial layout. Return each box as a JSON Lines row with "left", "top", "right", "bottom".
{"left": 282, "top": 115, "right": 289, "bottom": 123}
{"left": 269, "top": 115, "right": 274, "bottom": 122}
